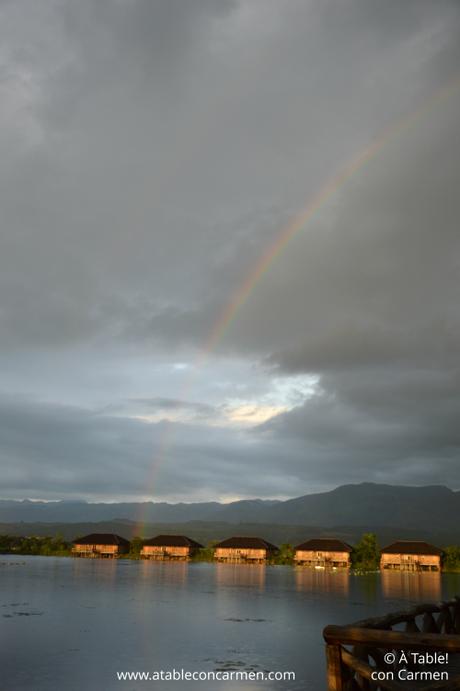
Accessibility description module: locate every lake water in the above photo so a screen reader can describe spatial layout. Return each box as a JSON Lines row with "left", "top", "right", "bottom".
{"left": 1, "top": 556, "right": 459, "bottom": 691}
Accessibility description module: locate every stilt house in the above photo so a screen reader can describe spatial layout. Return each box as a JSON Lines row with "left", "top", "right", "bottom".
{"left": 380, "top": 540, "right": 442, "bottom": 572}
{"left": 141, "top": 535, "right": 202, "bottom": 560}
{"left": 71, "top": 533, "right": 130, "bottom": 558}
{"left": 214, "top": 536, "right": 278, "bottom": 564}
{"left": 294, "top": 538, "right": 352, "bottom": 568}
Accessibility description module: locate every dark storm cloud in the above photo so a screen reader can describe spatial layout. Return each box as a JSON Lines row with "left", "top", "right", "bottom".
{"left": 260, "top": 365, "right": 460, "bottom": 488}
{"left": 244, "top": 92, "right": 460, "bottom": 490}
{"left": 101, "top": 396, "right": 216, "bottom": 420}
{"left": 2, "top": 0, "right": 459, "bottom": 352}
{"left": 130, "top": 397, "right": 213, "bottom": 413}
{"left": 227, "top": 96, "right": 460, "bottom": 364}
{"left": 0, "top": 394, "right": 299, "bottom": 501}
{"left": 1, "top": 0, "right": 460, "bottom": 499}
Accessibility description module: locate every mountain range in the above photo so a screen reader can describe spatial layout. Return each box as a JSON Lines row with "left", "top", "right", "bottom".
{"left": 1, "top": 483, "right": 459, "bottom": 535}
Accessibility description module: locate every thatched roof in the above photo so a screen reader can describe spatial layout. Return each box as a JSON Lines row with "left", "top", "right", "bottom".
{"left": 214, "top": 536, "right": 278, "bottom": 551}
{"left": 142, "top": 534, "right": 203, "bottom": 548}
{"left": 73, "top": 533, "right": 130, "bottom": 547}
{"left": 295, "top": 538, "right": 352, "bottom": 553}
{"left": 381, "top": 540, "right": 442, "bottom": 556}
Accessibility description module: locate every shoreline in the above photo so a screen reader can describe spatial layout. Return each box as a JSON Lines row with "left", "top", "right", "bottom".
{"left": 2, "top": 553, "right": 460, "bottom": 573}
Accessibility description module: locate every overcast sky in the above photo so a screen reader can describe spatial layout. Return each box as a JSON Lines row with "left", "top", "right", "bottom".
{"left": 1, "top": 0, "right": 460, "bottom": 502}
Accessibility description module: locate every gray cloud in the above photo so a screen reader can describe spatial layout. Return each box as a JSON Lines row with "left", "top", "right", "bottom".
{"left": 0, "top": 394, "right": 301, "bottom": 501}
{"left": 1, "top": 0, "right": 458, "bottom": 352}
{"left": 129, "top": 397, "right": 213, "bottom": 412}
{"left": 1, "top": 0, "right": 460, "bottom": 500}
{"left": 101, "top": 396, "right": 217, "bottom": 421}
{"left": 261, "top": 365, "right": 460, "bottom": 488}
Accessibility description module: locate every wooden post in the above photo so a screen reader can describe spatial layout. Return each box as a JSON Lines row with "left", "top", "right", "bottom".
{"left": 325, "top": 643, "right": 344, "bottom": 691}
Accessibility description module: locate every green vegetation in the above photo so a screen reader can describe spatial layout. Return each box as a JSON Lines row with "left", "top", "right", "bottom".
{"left": 351, "top": 533, "right": 380, "bottom": 570}
{"left": 192, "top": 541, "right": 219, "bottom": 562}
{"left": 442, "top": 546, "right": 460, "bottom": 572}
{"left": 0, "top": 534, "right": 71, "bottom": 556}
{"left": 272, "top": 543, "right": 295, "bottom": 565}
{"left": 128, "top": 536, "right": 144, "bottom": 558}
{"left": 2, "top": 532, "right": 460, "bottom": 574}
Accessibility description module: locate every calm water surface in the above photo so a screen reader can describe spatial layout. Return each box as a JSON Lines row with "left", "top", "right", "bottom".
{"left": 1, "top": 556, "right": 459, "bottom": 690}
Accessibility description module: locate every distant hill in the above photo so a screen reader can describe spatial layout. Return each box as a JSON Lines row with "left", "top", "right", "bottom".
{"left": 1, "top": 484, "right": 459, "bottom": 539}
{"left": 0, "top": 519, "right": 459, "bottom": 548}
{"left": 270, "top": 483, "right": 460, "bottom": 532}
{"left": 0, "top": 497, "right": 281, "bottom": 524}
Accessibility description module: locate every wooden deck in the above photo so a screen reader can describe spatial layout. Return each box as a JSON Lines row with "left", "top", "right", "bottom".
{"left": 323, "top": 597, "right": 460, "bottom": 690}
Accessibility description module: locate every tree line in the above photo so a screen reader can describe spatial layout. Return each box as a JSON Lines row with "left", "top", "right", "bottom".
{"left": 2, "top": 532, "right": 460, "bottom": 571}
{"left": 0, "top": 534, "right": 70, "bottom": 556}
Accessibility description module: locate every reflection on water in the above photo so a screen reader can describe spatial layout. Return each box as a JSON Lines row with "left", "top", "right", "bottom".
{"left": 295, "top": 567, "right": 349, "bottom": 596}
{"left": 1, "top": 556, "right": 459, "bottom": 691}
{"left": 293, "top": 567, "right": 443, "bottom": 603}
{"left": 71, "top": 555, "right": 118, "bottom": 589}
{"left": 139, "top": 559, "right": 189, "bottom": 587}
{"left": 214, "top": 563, "right": 266, "bottom": 591}
{"left": 354, "top": 572, "right": 380, "bottom": 605}
{"left": 381, "top": 569, "right": 442, "bottom": 602}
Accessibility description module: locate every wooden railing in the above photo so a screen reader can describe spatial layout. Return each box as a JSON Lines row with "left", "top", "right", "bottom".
{"left": 323, "top": 597, "right": 460, "bottom": 690}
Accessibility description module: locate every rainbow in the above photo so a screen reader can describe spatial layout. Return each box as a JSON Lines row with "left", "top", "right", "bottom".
{"left": 203, "top": 75, "right": 460, "bottom": 355}
{"left": 136, "top": 74, "right": 460, "bottom": 523}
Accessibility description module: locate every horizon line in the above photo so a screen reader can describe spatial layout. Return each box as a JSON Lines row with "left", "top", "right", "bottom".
{"left": 1, "top": 481, "right": 458, "bottom": 505}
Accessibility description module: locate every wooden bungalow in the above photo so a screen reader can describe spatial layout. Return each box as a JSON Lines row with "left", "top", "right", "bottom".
{"left": 140, "top": 535, "right": 203, "bottom": 561}
{"left": 294, "top": 538, "right": 352, "bottom": 569}
{"left": 214, "top": 537, "right": 278, "bottom": 564}
{"left": 380, "top": 540, "right": 442, "bottom": 572}
{"left": 71, "top": 533, "right": 130, "bottom": 558}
